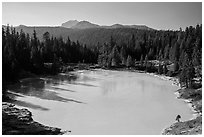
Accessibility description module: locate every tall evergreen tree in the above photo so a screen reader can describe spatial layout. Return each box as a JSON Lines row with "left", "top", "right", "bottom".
{"left": 111, "top": 45, "right": 120, "bottom": 67}
{"left": 126, "top": 55, "right": 133, "bottom": 67}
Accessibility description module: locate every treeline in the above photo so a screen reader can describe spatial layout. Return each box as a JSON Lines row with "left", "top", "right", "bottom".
{"left": 14, "top": 26, "right": 155, "bottom": 47}
{"left": 2, "top": 26, "right": 98, "bottom": 82}
{"left": 97, "top": 24, "right": 202, "bottom": 88}
{"left": 2, "top": 24, "right": 202, "bottom": 89}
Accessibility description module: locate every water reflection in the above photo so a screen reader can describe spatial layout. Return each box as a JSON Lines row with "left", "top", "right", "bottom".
{"left": 12, "top": 100, "right": 49, "bottom": 111}
{"left": 48, "top": 73, "right": 78, "bottom": 82}
{"left": 7, "top": 73, "right": 85, "bottom": 107}
{"left": 50, "top": 86, "right": 76, "bottom": 92}
{"left": 6, "top": 91, "right": 49, "bottom": 111}
{"left": 138, "top": 80, "right": 145, "bottom": 93}
{"left": 70, "top": 82, "right": 97, "bottom": 87}
{"left": 6, "top": 70, "right": 192, "bottom": 135}
{"left": 101, "top": 81, "right": 116, "bottom": 95}
{"left": 78, "top": 74, "right": 97, "bottom": 82}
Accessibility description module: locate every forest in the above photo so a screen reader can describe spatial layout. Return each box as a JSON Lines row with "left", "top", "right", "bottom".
{"left": 2, "top": 24, "right": 202, "bottom": 91}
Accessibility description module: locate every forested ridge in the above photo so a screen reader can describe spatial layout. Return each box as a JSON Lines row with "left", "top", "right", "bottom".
{"left": 9, "top": 25, "right": 156, "bottom": 47}
{"left": 2, "top": 24, "right": 202, "bottom": 89}
{"left": 97, "top": 24, "right": 202, "bottom": 88}
{"left": 2, "top": 26, "right": 98, "bottom": 82}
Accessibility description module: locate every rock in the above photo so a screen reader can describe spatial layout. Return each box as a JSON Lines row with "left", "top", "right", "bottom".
{"left": 2, "top": 102, "right": 64, "bottom": 135}
{"left": 162, "top": 115, "right": 202, "bottom": 135}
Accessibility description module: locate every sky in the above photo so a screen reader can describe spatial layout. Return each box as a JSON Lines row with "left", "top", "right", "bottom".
{"left": 2, "top": 2, "right": 202, "bottom": 30}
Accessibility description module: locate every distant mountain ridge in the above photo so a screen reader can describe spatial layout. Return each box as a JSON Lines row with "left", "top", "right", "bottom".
{"left": 61, "top": 20, "right": 154, "bottom": 30}
{"left": 12, "top": 25, "right": 154, "bottom": 47}
{"left": 2, "top": 20, "right": 155, "bottom": 48}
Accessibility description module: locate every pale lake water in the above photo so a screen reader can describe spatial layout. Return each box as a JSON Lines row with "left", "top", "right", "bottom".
{"left": 7, "top": 69, "right": 193, "bottom": 135}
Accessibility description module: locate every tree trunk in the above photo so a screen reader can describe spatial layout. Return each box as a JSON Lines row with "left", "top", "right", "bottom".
{"left": 185, "top": 79, "right": 188, "bottom": 88}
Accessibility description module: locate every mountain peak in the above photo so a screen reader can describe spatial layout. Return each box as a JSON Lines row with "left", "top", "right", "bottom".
{"left": 71, "top": 21, "right": 100, "bottom": 29}
{"left": 110, "top": 24, "right": 125, "bottom": 28}
{"left": 61, "top": 20, "right": 79, "bottom": 28}
{"left": 61, "top": 20, "right": 100, "bottom": 29}
{"left": 17, "top": 25, "right": 28, "bottom": 28}
{"left": 61, "top": 20, "right": 154, "bottom": 30}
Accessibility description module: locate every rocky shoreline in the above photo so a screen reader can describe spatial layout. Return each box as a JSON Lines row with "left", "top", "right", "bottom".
{"left": 2, "top": 68, "right": 202, "bottom": 135}
{"left": 95, "top": 68, "right": 202, "bottom": 135}
{"left": 162, "top": 88, "right": 202, "bottom": 135}
{"left": 141, "top": 71, "right": 202, "bottom": 135}
{"left": 2, "top": 102, "right": 66, "bottom": 135}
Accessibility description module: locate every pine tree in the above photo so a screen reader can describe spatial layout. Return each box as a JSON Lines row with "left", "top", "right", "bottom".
{"left": 140, "top": 55, "right": 143, "bottom": 66}
{"left": 30, "top": 30, "right": 43, "bottom": 72}
{"left": 126, "top": 55, "right": 133, "bottom": 67}
{"left": 120, "top": 45, "right": 126, "bottom": 65}
{"left": 144, "top": 55, "right": 148, "bottom": 68}
{"left": 174, "top": 61, "right": 179, "bottom": 72}
{"left": 163, "top": 63, "right": 168, "bottom": 74}
{"left": 179, "top": 52, "right": 195, "bottom": 88}
{"left": 158, "top": 64, "right": 163, "bottom": 74}
{"left": 111, "top": 45, "right": 120, "bottom": 67}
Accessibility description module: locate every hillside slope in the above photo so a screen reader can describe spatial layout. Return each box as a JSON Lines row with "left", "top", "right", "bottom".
{"left": 14, "top": 25, "right": 155, "bottom": 47}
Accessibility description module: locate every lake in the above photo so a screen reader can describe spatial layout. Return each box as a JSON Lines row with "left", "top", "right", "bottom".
{"left": 7, "top": 69, "right": 193, "bottom": 135}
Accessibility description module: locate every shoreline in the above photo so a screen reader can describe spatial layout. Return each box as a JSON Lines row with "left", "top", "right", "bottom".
{"left": 134, "top": 70, "right": 202, "bottom": 135}
{"left": 161, "top": 88, "right": 202, "bottom": 135}
{"left": 71, "top": 68, "right": 202, "bottom": 135}
{"left": 98, "top": 68, "right": 202, "bottom": 135}
{"left": 2, "top": 102, "right": 68, "bottom": 135}
{"left": 2, "top": 68, "right": 202, "bottom": 135}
